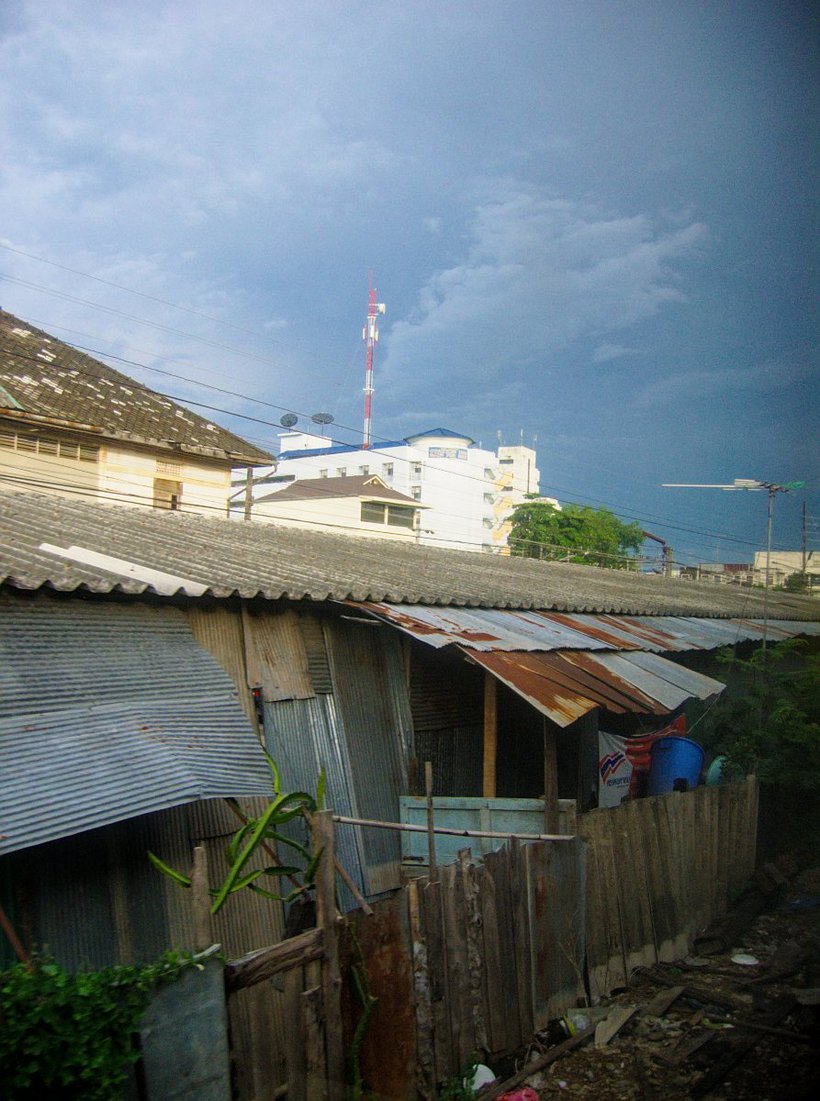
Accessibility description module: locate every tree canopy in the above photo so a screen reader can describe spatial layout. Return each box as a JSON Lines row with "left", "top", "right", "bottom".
{"left": 508, "top": 500, "right": 645, "bottom": 568}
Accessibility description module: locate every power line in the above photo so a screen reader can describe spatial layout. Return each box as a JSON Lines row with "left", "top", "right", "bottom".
{"left": 2, "top": 297, "right": 809, "bottom": 556}
{"left": 0, "top": 242, "right": 287, "bottom": 346}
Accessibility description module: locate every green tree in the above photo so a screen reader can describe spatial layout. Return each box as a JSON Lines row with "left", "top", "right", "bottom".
{"left": 705, "top": 640, "right": 820, "bottom": 792}
{"left": 508, "top": 500, "right": 645, "bottom": 568}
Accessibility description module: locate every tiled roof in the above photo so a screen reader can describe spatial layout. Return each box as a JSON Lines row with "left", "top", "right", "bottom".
{"left": 257, "top": 474, "right": 419, "bottom": 505}
{"left": 0, "top": 309, "right": 272, "bottom": 464}
{"left": 1, "top": 490, "right": 817, "bottom": 620}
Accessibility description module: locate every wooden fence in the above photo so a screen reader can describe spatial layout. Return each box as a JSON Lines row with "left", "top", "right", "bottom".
{"left": 224, "top": 778, "right": 758, "bottom": 1100}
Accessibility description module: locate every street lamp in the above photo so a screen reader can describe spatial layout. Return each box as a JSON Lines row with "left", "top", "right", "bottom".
{"left": 663, "top": 479, "right": 805, "bottom": 651}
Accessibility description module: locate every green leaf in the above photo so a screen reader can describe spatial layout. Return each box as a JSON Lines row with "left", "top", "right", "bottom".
{"left": 148, "top": 851, "right": 191, "bottom": 888}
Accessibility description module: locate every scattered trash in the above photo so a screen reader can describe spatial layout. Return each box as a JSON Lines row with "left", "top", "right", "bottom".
{"left": 730, "top": 952, "right": 760, "bottom": 966}
{"left": 682, "top": 955, "right": 711, "bottom": 967}
{"left": 467, "top": 1064, "right": 497, "bottom": 1091}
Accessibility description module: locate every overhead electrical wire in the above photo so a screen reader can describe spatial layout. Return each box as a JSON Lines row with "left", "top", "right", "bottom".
{"left": 1, "top": 275, "right": 810, "bottom": 558}
{"left": 0, "top": 337, "right": 799, "bottom": 560}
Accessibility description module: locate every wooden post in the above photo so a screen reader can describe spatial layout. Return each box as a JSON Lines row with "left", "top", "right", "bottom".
{"left": 312, "top": 810, "right": 344, "bottom": 1101}
{"left": 543, "top": 721, "right": 559, "bottom": 834}
{"left": 190, "top": 845, "right": 212, "bottom": 951}
{"left": 425, "top": 761, "right": 437, "bottom": 878}
{"left": 483, "top": 672, "right": 497, "bottom": 798}
{"left": 0, "top": 901, "right": 30, "bottom": 966}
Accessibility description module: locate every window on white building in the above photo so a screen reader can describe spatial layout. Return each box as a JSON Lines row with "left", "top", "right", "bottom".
{"left": 382, "top": 462, "right": 394, "bottom": 478}
{"left": 318, "top": 469, "right": 328, "bottom": 478}
{"left": 360, "top": 501, "right": 417, "bottom": 529}
{"left": 411, "top": 461, "right": 423, "bottom": 476}
{"left": 337, "top": 466, "right": 347, "bottom": 476}
{"left": 359, "top": 465, "right": 370, "bottom": 475}
{"left": 411, "top": 485, "right": 422, "bottom": 500}
{"left": 484, "top": 467, "right": 495, "bottom": 479}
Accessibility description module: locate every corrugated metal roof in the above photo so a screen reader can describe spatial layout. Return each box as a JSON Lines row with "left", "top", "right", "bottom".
{"left": 463, "top": 648, "right": 723, "bottom": 728}
{"left": 0, "top": 597, "right": 274, "bottom": 854}
{"left": 358, "top": 604, "right": 820, "bottom": 651}
{"left": 3, "top": 491, "right": 819, "bottom": 619}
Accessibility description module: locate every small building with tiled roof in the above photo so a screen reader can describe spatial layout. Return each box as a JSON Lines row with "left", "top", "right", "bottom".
{"left": 236, "top": 472, "right": 428, "bottom": 541}
{"left": 0, "top": 308, "right": 272, "bottom": 515}
{"left": 238, "top": 426, "right": 547, "bottom": 552}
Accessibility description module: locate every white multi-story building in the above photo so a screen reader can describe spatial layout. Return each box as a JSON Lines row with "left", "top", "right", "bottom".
{"left": 235, "top": 427, "right": 555, "bottom": 552}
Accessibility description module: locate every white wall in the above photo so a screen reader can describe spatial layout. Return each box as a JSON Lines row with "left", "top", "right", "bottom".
{"left": 244, "top": 429, "right": 551, "bottom": 552}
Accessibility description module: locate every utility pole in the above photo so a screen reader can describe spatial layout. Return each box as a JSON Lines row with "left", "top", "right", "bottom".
{"left": 663, "top": 479, "right": 804, "bottom": 652}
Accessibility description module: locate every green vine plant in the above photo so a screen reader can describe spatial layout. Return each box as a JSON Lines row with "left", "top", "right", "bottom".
{"left": 0, "top": 949, "right": 205, "bottom": 1101}
{"left": 149, "top": 751, "right": 326, "bottom": 914}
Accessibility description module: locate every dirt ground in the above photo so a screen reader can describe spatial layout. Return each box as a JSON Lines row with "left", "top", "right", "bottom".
{"left": 488, "top": 866, "right": 820, "bottom": 1101}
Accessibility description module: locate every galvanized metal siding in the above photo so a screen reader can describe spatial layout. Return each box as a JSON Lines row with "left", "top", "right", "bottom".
{"left": 326, "top": 618, "right": 411, "bottom": 894}
{"left": 0, "top": 596, "right": 273, "bottom": 854}
{"left": 359, "top": 603, "right": 820, "bottom": 652}
{"left": 263, "top": 694, "right": 366, "bottom": 906}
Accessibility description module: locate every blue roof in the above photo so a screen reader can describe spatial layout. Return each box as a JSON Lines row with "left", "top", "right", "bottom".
{"left": 278, "top": 439, "right": 407, "bottom": 460}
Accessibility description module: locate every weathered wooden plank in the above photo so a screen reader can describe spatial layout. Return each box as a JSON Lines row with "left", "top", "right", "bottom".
{"left": 510, "top": 839, "right": 534, "bottom": 1041}
{"left": 284, "top": 968, "right": 306, "bottom": 1101}
{"left": 225, "top": 928, "right": 325, "bottom": 993}
{"left": 441, "top": 859, "right": 473, "bottom": 1067}
{"left": 313, "top": 811, "right": 344, "bottom": 1101}
{"left": 622, "top": 800, "right": 658, "bottom": 971}
{"left": 303, "top": 985, "right": 326, "bottom": 1101}
{"left": 482, "top": 847, "right": 520, "bottom": 1053}
{"left": 407, "top": 880, "right": 436, "bottom": 1100}
{"left": 460, "top": 850, "right": 489, "bottom": 1056}
{"left": 421, "top": 876, "right": 454, "bottom": 1082}
{"left": 475, "top": 862, "right": 508, "bottom": 1055}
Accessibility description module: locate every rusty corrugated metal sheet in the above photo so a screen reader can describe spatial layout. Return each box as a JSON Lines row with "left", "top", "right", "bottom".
{"left": 357, "top": 603, "right": 820, "bottom": 652}
{"left": 461, "top": 646, "right": 721, "bottom": 727}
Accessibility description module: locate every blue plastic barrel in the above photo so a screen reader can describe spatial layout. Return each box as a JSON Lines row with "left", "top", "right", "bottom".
{"left": 647, "top": 736, "right": 705, "bottom": 796}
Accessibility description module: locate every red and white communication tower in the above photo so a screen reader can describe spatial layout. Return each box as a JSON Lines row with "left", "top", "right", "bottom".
{"left": 362, "top": 275, "right": 385, "bottom": 449}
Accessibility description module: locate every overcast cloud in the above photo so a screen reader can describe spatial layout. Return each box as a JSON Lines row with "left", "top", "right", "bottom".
{"left": 0, "top": 0, "right": 816, "bottom": 563}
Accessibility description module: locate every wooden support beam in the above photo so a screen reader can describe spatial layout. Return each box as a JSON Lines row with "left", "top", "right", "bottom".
{"left": 190, "top": 845, "right": 212, "bottom": 952}
{"left": 313, "top": 810, "right": 345, "bottom": 1101}
{"left": 543, "top": 721, "right": 559, "bottom": 834}
{"left": 483, "top": 673, "right": 497, "bottom": 798}
{"left": 425, "top": 761, "right": 437, "bottom": 877}
{"left": 225, "top": 928, "right": 325, "bottom": 993}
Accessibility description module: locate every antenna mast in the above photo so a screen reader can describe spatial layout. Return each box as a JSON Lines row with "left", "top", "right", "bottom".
{"left": 362, "top": 274, "right": 385, "bottom": 449}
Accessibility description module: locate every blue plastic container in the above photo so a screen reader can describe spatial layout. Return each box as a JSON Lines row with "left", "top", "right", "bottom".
{"left": 647, "top": 736, "right": 705, "bottom": 796}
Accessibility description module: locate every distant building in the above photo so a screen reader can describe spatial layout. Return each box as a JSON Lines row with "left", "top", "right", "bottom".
{"left": 680, "top": 562, "right": 753, "bottom": 585}
{"left": 239, "top": 473, "right": 427, "bottom": 541}
{"left": 234, "top": 427, "right": 555, "bottom": 551}
{"left": 752, "top": 550, "right": 818, "bottom": 590}
{"left": 0, "top": 309, "right": 271, "bottom": 514}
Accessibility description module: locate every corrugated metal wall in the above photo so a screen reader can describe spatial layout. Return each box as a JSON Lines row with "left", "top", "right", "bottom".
{"left": 0, "top": 800, "right": 289, "bottom": 1100}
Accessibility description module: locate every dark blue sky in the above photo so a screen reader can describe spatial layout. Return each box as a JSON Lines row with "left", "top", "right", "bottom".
{"left": 1, "top": 1, "right": 816, "bottom": 565}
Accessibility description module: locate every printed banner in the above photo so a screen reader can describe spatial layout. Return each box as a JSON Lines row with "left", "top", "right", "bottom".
{"left": 598, "top": 716, "right": 686, "bottom": 807}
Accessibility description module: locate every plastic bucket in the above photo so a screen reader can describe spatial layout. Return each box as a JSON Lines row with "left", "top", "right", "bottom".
{"left": 647, "top": 736, "right": 704, "bottom": 796}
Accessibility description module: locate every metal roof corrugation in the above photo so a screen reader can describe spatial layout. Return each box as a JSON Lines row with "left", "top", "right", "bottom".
{"left": 2, "top": 491, "right": 819, "bottom": 619}
{"left": 0, "top": 599, "right": 274, "bottom": 854}
{"left": 462, "top": 647, "right": 723, "bottom": 728}
{"left": 0, "top": 597, "right": 243, "bottom": 717}
{"left": 0, "top": 700, "right": 272, "bottom": 854}
{"left": 359, "top": 604, "right": 820, "bottom": 651}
